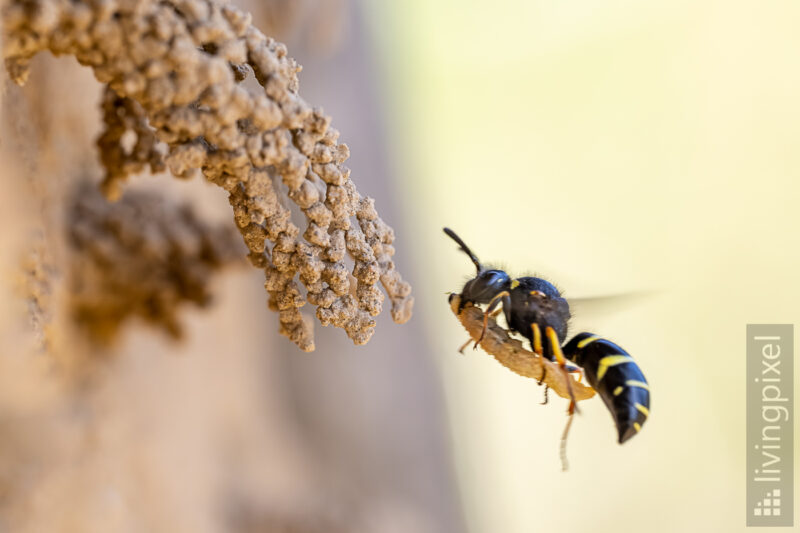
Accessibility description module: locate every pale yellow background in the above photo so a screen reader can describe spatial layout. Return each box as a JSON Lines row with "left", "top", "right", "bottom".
{"left": 366, "top": 1, "right": 800, "bottom": 532}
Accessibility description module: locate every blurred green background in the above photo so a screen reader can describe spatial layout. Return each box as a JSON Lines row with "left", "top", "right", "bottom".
{"left": 363, "top": 1, "right": 800, "bottom": 531}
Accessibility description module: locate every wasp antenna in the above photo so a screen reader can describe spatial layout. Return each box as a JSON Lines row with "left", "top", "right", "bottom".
{"left": 443, "top": 227, "right": 483, "bottom": 273}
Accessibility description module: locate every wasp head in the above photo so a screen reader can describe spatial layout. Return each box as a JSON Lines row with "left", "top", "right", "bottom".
{"left": 460, "top": 269, "right": 511, "bottom": 305}
{"left": 444, "top": 228, "right": 513, "bottom": 307}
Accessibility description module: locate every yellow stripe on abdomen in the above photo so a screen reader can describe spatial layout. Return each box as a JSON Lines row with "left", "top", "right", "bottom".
{"left": 596, "top": 355, "right": 633, "bottom": 382}
{"left": 625, "top": 380, "right": 650, "bottom": 391}
{"left": 577, "top": 335, "right": 602, "bottom": 349}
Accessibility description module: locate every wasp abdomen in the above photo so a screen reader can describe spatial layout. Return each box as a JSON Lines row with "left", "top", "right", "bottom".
{"left": 563, "top": 333, "right": 650, "bottom": 444}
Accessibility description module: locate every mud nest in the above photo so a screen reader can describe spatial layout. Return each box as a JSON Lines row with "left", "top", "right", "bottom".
{"left": 3, "top": 0, "right": 414, "bottom": 351}
{"left": 68, "top": 185, "right": 242, "bottom": 343}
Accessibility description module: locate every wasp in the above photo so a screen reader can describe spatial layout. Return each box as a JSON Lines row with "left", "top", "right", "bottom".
{"left": 444, "top": 227, "right": 650, "bottom": 449}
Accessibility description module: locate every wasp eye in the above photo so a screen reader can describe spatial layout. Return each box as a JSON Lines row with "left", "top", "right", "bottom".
{"left": 480, "top": 270, "right": 510, "bottom": 286}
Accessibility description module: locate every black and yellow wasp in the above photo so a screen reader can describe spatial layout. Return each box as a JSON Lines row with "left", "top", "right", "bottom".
{"left": 444, "top": 227, "right": 650, "bottom": 447}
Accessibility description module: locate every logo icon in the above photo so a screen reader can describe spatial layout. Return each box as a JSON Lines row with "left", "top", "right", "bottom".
{"left": 753, "top": 489, "right": 781, "bottom": 517}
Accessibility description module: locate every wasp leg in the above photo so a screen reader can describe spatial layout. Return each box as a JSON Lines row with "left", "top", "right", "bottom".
{"left": 560, "top": 411, "right": 575, "bottom": 472}
{"left": 457, "top": 338, "right": 473, "bottom": 354}
{"left": 474, "top": 290, "right": 511, "bottom": 349}
{"left": 531, "top": 323, "right": 548, "bottom": 388}
{"left": 545, "top": 326, "right": 580, "bottom": 415}
{"left": 531, "top": 323, "right": 550, "bottom": 403}
{"left": 563, "top": 363, "right": 584, "bottom": 383}
{"left": 531, "top": 323, "right": 544, "bottom": 356}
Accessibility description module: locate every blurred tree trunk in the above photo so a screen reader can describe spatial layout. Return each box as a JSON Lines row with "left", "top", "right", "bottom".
{"left": 0, "top": 1, "right": 464, "bottom": 532}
